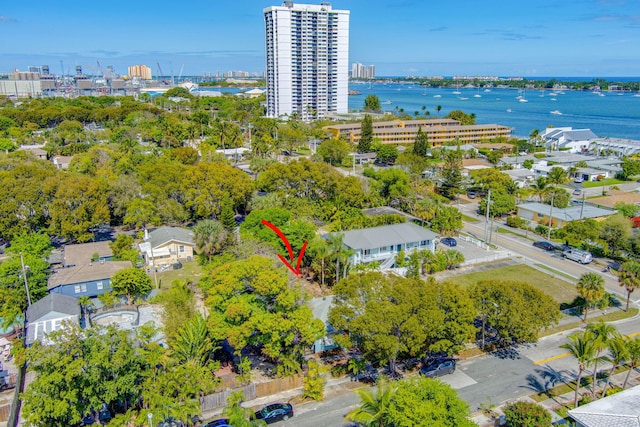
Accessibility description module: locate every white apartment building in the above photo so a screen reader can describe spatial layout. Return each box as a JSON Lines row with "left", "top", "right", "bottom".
{"left": 264, "top": 2, "right": 350, "bottom": 122}
{"left": 351, "top": 62, "right": 375, "bottom": 79}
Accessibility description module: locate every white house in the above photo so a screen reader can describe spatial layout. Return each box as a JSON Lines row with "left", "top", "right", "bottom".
{"left": 331, "top": 222, "right": 438, "bottom": 269}
{"left": 541, "top": 127, "right": 598, "bottom": 153}
{"left": 568, "top": 385, "right": 640, "bottom": 426}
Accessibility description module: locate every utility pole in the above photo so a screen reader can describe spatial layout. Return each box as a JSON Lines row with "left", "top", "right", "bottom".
{"left": 580, "top": 190, "right": 585, "bottom": 219}
{"left": 484, "top": 189, "right": 491, "bottom": 248}
{"left": 547, "top": 190, "right": 556, "bottom": 241}
{"left": 20, "top": 252, "right": 31, "bottom": 307}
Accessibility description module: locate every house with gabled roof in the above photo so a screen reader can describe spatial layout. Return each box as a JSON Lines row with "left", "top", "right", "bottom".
{"left": 568, "top": 385, "right": 640, "bottom": 427}
{"left": 541, "top": 127, "right": 598, "bottom": 153}
{"left": 25, "top": 293, "right": 81, "bottom": 345}
{"left": 138, "top": 226, "right": 195, "bottom": 268}
{"left": 331, "top": 222, "right": 438, "bottom": 269}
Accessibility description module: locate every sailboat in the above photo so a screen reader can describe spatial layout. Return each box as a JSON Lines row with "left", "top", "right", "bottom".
{"left": 519, "top": 89, "right": 528, "bottom": 103}
{"left": 473, "top": 86, "right": 481, "bottom": 98}
{"left": 452, "top": 83, "right": 461, "bottom": 95}
{"left": 421, "top": 86, "right": 427, "bottom": 96}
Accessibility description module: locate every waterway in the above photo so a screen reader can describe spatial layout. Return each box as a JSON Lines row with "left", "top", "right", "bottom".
{"left": 348, "top": 82, "right": 640, "bottom": 140}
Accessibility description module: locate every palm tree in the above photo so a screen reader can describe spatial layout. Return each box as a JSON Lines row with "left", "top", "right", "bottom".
{"left": 576, "top": 273, "right": 605, "bottom": 322}
{"left": 530, "top": 176, "right": 549, "bottom": 202}
{"left": 436, "top": 105, "right": 442, "bottom": 117}
{"left": 618, "top": 260, "right": 640, "bottom": 311}
{"left": 327, "top": 233, "right": 345, "bottom": 284}
{"left": 193, "top": 219, "right": 228, "bottom": 263}
{"left": 345, "top": 377, "right": 396, "bottom": 427}
{"left": 546, "top": 166, "right": 568, "bottom": 240}
{"left": 586, "top": 321, "right": 621, "bottom": 398}
{"left": 602, "top": 336, "right": 629, "bottom": 397}
{"left": 561, "top": 331, "right": 596, "bottom": 408}
{"left": 623, "top": 336, "right": 640, "bottom": 389}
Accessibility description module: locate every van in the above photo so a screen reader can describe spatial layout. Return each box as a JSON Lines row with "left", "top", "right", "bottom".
{"left": 563, "top": 248, "right": 592, "bottom": 264}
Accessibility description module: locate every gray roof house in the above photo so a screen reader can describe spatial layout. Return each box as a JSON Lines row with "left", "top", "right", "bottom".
{"left": 26, "top": 293, "right": 81, "bottom": 345}
{"left": 568, "top": 385, "right": 640, "bottom": 427}
{"left": 335, "top": 222, "right": 438, "bottom": 269}
{"left": 541, "top": 127, "right": 598, "bottom": 153}
{"left": 139, "top": 226, "right": 195, "bottom": 267}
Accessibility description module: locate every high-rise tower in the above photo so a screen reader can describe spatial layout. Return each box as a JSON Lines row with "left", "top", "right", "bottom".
{"left": 264, "top": 2, "right": 349, "bottom": 122}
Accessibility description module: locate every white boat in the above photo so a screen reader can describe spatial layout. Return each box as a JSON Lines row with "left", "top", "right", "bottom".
{"left": 634, "top": 93, "right": 640, "bottom": 97}
{"left": 506, "top": 108, "right": 512, "bottom": 113}
{"left": 551, "top": 98, "right": 557, "bottom": 101}
{"left": 458, "top": 97, "right": 469, "bottom": 100}
{"left": 452, "top": 83, "right": 461, "bottom": 95}
{"left": 519, "top": 98, "right": 528, "bottom": 103}
{"left": 550, "top": 110, "right": 562, "bottom": 115}
{"left": 549, "top": 92, "right": 558, "bottom": 96}
{"left": 382, "top": 100, "right": 392, "bottom": 105}
{"left": 433, "top": 94, "right": 441, "bottom": 98}
{"left": 484, "top": 89, "right": 491, "bottom": 93}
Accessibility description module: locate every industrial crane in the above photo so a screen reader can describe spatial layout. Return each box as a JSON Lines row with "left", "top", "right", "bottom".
{"left": 156, "top": 62, "right": 170, "bottom": 85}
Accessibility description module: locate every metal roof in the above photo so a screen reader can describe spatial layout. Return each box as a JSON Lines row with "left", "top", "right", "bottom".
{"left": 27, "top": 293, "right": 80, "bottom": 323}
{"left": 148, "top": 226, "right": 194, "bottom": 248}
{"left": 568, "top": 385, "right": 640, "bottom": 427}
{"left": 517, "top": 202, "right": 617, "bottom": 221}
{"left": 336, "top": 222, "right": 438, "bottom": 251}
{"left": 47, "top": 261, "right": 132, "bottom": 289}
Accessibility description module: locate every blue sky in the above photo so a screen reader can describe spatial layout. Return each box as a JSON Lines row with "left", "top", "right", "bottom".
{"left": 1, "top": 0, "right": 639, "bottom": 77}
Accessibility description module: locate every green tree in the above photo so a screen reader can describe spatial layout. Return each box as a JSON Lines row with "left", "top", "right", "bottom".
{"left": 469, "top": 280, "right": 560, "bottom": 345}
{"left": 374, "top": 143, "right": 398, "bottom": 164}
{"left": 561, "top": 330, "right": 596, "bottom": 408}
{"left": 486, "top": 149, "right": 504, "bottom": 165}
{"left": 586, "top": 321, "right": 620, "bottom": 398}
{"left": 615, "top": 202, "right": 640, "bottom": 218}
{"left": 602, "top": 335, "right": 629, "bottom": 397}
{"left": 110, "top": 267, "right": 151, "bottom": 305}
{"left": 317, "top": 138, "right": 351, "bottom": 166}
{"left": 363, "top": 94, "right": 381, "bottom": 112}
{"left": 203, "top": 256, "right": 324, "bottom": 376}
{"left": 440, "top": 148, "right": 464, "bottom": 199}
{"left": 623, "top": 336, "right": 640, "bottom": 389}
{"left": 600, "top": 214, "right": 632, "bottom": 256}
{"left": 345, "top": 377, "right": 396, "bottom": 427}
{"left": 160, "top": 280, "right": 195, "bottom": 344}
{"left": 576, "top": 273, "right": 605, "bottom": 322}
{"left": 412, "top": 126, "right": 429, "bottom": 157}
{"left": 193, "top": 219, "right": 228, "bottom": 263}
{"left": 445, "top": 110, "right": 476, "bottom": 125}
{"left": 618, "top": 260, "right": 640, "bottom": 311}
{"left": 431, "top": 205, "right": 463, "bottom": 236}
{"left": 358, "top": 114, "right": 373, "bottom": 153}
{"left": 503, "top": 401, "right": 552, "bottom": 427}
{"left": 172, "top": 312, "right": 218, "bottom": 366}
{"left": 220, "top": 194, "right": 238, "bottom": 231}
{"left": 386, "top": 376, "right": 475, "bottom": 427}
{"left": 109, "top": 233, "right": 135, "bottom": 259}
{"left": 222, "top": 391, "right": 267, "bottom": 427}
{"left": 302, "top": 359, "right": 327, "bottom": 401}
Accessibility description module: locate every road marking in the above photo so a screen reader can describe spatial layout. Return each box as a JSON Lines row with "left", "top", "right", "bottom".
{"left": 534, "top": 352, "right": 571, "bottom": 365}
{"left": 534, "top": 332, "right": 640, "bottom": 365}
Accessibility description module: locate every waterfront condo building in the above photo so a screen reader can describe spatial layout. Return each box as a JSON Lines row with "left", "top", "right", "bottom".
{"left": 264, "top": 2, "right": 349, "bottom": 122}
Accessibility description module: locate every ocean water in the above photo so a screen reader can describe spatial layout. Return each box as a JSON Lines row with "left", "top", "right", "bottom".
{"left": 348, "top": 83, "right": 640, "bottom": 140}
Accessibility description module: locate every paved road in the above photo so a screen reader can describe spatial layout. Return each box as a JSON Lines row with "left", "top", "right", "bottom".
{"left": 277, "top": 204, "right": 640, "bottom": 426}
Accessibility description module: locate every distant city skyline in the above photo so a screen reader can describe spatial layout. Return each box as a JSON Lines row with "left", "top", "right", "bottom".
{"left": 1, "top": 0, "right": 639, "bottom": 78}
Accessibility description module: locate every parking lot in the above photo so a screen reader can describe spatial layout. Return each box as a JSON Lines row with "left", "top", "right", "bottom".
{"left": 436, "top": 235, "right": 511, "bottom": 268}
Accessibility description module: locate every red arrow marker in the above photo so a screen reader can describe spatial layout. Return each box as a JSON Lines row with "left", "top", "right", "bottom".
{"left": 261, "top": 219, "right": 308, "bottom": 277}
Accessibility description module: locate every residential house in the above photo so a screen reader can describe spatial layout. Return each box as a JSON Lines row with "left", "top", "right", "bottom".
{"left": 498, "top": 155, "right": 539, "bottom": 170}
{"left": 503, "top": 169, "right": 536, "bottom": 187}
{"left": 139, "top": 226, "right": 195, "bottom": 268}
{"left": 333, "top": 222, "right": 438, "bottom": 269}
{"left": 47, "top": 241, "right": 130, "bottom": 298}
{"left": 591, "top": 136, "right": 640, "bottom": 157}
{"left": 215, "top": 147, "right": 250, "bottom": 162}
{"left": 516, "top": 202, "right": 617, "bottom": 228}
{"left": 541, "top": 127, "right": 598, "bottom": 153}
{"left": 51, "top": 155, "right": 74, "bottom": 169}
{"left": 568, "top": 385, "right": 640, "bottom": 427}
{"left": 25, "top": 293, "right": 81, "bottom": 345}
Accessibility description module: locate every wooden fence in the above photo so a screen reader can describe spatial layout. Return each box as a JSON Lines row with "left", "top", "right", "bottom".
{"left": 0, "top": 403, "right": 10, "bottom": 422}
{"left": 200, "top": 374, "right": 304, "bottom": 413}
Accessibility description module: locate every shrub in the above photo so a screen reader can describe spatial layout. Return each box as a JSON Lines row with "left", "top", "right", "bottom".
{"left": 330, "top": 363, "right": 348, "bottom": 378}
{"left": 302, "top": 359, "right": 327, "bottom": 401}
{"left": 506, "top": 216, "right": 529, "bottom": 229}
{"left": 503, "top": 401, "right": 551, "bottom": 427}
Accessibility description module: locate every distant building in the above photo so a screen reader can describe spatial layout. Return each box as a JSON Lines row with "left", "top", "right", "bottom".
{"left": 516, "top": 202, "right": 617, "bottom": 228}
{"left": 128, "top": 64, "right": 152, "bottom": 80}
{"left": 264, "top": 2, "right": 350, "bottom": 122}
{"left": 351, "top": 62, "right": 375, "bottom": 79}
{"left": 323, "top": 119, "right": 512, "bottom": 146}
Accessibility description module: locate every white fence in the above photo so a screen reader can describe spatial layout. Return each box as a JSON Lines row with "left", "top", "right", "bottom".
{"left": 459, "top": 235, "right": 489, "bottom": 249}
{"left": 460, "top": 251, "right": 512, "bottom": 267}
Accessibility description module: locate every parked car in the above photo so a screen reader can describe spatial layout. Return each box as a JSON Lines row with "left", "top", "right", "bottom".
{"left": 441, "top": 237, "right": 457, "bottom": 247}
{"left": 467, "top": 190, "right": 477, "bottom": 199}
{"left": 532, "top": 241, "right": 556, "bottom": 251}
{"left": 574, "top": 177, "right": 584, "bottom": 183}
{"left": 254, "top": 403, "right": 294, "bottom": 424}
{"left": 419, "top": 359, "right": 456, "bottom": 377}
{"left": 573, "top": 188, "right": 582, "bottom": 196}
{"left": 203, "top": 419, "right": 231, "bottom": 427}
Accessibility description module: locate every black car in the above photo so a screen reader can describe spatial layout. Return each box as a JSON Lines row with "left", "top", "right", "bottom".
{"left": 203, "top": 419, "right": 231, "bottom": 427}
{"left": 441, "top": 237, "right": 457, "bottom": 247}
{"left": 419, "top": 359, "right": 456, "bottom": 378}
{"left": 254, "top": 403, "right": 294, "bottom": 424}
{"left": 533, "top": 241, "right": 556, "bottom": 251}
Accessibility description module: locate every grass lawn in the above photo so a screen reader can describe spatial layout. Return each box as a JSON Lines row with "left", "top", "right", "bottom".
{"left": 540, "top": 308, "right": 639, "bottom": 337}
{"left": 448, "top": 264, "right": 578, "bottom": 304}
{"left": 462, "top": 214, "right": 480, "bottom": 223}
{"left": 582, "top": 178, "right": 627, "bottom": 188}
{"left": 153, "top": 261, "right": 204, "bottom": 290}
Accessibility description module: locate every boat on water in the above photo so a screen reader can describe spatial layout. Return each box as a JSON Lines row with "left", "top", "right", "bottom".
{"left": 382, "top": 100, "right": 392, "bottom": 104}
{"left": 458, "top": 97, "right": 469, "bottom": 100}
{"left": 506, "top": 108, "right": 512, "bottom": 113}
{"left": 433, "top": 94, "right": 441, "bottom": 98}
{"left": 484, "top": 89, "right": 492, "bottom": 93}
{"left": 550, "top": 110, "right": 562, "bottom": 115}
{"left": 452, "top": 83, "right": 461, "bottom": 95}
{"left": 551, "top": 98, "right": 557, "bottom": 101}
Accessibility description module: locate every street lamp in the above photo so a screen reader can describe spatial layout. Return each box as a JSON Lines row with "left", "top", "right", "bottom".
{"left": 147, "top": 413, "right": 153, "bottom": 427}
